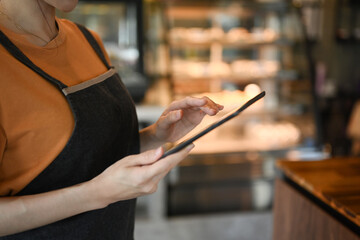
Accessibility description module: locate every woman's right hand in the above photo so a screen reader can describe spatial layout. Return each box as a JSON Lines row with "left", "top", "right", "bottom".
{"left": 88, "top": 144, "right": 194, "bottom": 207}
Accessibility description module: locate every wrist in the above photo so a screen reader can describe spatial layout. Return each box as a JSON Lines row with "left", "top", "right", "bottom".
{"left": 78, "top": 179, "right": 110, "bottom": 210}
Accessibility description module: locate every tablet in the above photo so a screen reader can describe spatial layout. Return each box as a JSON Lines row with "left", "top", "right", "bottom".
{"left": 161, "top": 91, "right": 266, "bottom": 158}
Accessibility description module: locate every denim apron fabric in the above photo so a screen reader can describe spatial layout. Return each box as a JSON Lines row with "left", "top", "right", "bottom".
{"left": 0, "top": 24, "right": 140, "bottom": 239}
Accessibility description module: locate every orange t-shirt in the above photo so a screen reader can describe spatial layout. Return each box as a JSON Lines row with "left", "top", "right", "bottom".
{"left": 0, "top": 18, "right": 111, "bottom": 196}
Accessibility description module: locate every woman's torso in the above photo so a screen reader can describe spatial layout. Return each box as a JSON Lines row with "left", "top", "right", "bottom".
{"left": 0, "top": 18, "right": 109, "bottom": 196}
{"left": 0, "top": 18, "right": 140, "bottom": 239}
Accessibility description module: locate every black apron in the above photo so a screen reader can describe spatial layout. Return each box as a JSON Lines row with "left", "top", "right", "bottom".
{"left": 0, "top": 24, "right": 140, "bottom": 239}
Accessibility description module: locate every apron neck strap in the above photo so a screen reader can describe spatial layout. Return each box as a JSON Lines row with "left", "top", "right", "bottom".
{"left": 76, "top": 24, "right": 112, "bottom": 70}
{"left": 0, "top": 30, "right": 68, "bottom": 90}
{"left": 0, "top": 23, "right": 112, "bottom": 91}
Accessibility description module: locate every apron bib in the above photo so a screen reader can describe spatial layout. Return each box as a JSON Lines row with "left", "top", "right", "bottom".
{"left": 0, "top": 24, "right": 140, "bottom": 240}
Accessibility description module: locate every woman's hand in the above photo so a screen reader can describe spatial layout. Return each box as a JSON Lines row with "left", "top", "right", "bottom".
{"left": 140, "top": 96, "right": 223, "bottom": 152}
{"left": 0, "top": 146, "right": 194, "bottom": 236}
{"left": 89, "top": 144, "right": 194, "bottom": 206}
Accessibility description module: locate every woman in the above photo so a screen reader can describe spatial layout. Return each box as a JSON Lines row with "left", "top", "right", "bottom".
{"left": 0, "top": 0, "right": 223, "bottom": 239}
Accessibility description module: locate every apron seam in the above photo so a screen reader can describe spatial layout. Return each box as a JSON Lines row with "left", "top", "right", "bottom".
{"left": 62, "top": 68, "right": 116, "bottom": 95}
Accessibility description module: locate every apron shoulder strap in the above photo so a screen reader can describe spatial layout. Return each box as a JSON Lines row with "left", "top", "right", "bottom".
{"left": 0, "top": 30, "right": 67, "bottom": 90}
{"left": 75, "top": 24, "right": 112, "bottom": 70}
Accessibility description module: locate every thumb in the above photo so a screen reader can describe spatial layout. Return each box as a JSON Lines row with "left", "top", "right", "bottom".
{"left": 131, "top": 147, "right": 163, "bottom": 166}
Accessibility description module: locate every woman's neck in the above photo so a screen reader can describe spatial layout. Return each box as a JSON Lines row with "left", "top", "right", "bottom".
{"left": 0, "top": 0, "right": 57, "bottom": 46}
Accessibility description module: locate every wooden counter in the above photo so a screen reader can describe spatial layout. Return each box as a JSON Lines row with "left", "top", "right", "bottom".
{"left": 273, "top": 157, "right": 360, "bottom": 240}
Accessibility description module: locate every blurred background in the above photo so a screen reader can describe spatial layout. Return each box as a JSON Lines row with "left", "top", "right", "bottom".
{"left": 58, "top": 0, "right": 360, "bottom": 239}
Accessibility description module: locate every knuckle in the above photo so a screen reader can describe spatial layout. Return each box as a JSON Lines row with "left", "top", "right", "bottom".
{"left": 185, "top": 96, "right": 192, "bottom": 102}
{"left": 142, "top": 183, "right": 157, "bottom": 194}
{"left": 134, "top": 174, "right": 147, "bottom": 187}
{"left": 202, "top": 96, "right": 211, "bottom": 103}
{"left": 150, "top": 185, "right": 158, "bottom": 194}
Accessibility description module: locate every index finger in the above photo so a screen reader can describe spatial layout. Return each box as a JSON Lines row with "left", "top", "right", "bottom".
{"left": 198, "top": 96, "right": 224, "bottom": 116}
{"left": 163, "top": 96, "right": 222, "bottom": 115}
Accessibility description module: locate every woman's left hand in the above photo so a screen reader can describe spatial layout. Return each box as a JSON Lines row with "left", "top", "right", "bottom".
{"left": 140, "top": 96, "right": 223, "bottom": 151}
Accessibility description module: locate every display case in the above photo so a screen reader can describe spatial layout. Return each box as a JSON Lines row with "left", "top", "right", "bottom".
{"left": 58, "top": 0, "right": 147, "bottom": 102}
{"left": 143, "top": 0, "right": 326, "bottom": 216}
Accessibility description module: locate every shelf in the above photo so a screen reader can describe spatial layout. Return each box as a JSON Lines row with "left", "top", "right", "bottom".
{"left": 150, "top": 0, "right": 318, "bottom": 158}
{"left": 169, "top": 38, "right": 293, "bottom": 49}
{"left": 172, "top": 69, "right": 299, "bottom": 83}
{"left": 173, "top": 75, "right": 276, "bottom": 83}
{"left": 165, "top": 2, "right": 289, "bottom": 19}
